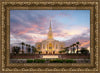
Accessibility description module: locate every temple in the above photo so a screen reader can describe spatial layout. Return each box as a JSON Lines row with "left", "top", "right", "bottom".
{"left": 35, "top": 20, "right": 65, "bottom": 54}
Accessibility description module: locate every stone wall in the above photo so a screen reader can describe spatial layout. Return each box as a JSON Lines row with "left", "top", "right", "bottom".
{"left": 10, "top": 54, "right": 90, "bottom": 59}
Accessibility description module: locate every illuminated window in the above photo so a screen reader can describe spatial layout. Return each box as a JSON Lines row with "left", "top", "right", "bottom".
{"left": 49, "top": 43, "right": 52, "bottom": 49}
{"left": 38, "top": 45, "right": 40, "bottom": 49}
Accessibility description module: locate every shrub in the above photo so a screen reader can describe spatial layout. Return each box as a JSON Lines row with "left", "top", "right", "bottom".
{"left": 27, "top": 59, "right": 33, "bottom": 63}
{"left": 50, "top": 59, "right": 63, "bottom": 63}
{"left": 34, "top": 59, "right": 45, "bottom": 63}
{"left": 65, "top": 59, "right": 76, "bottom": 63}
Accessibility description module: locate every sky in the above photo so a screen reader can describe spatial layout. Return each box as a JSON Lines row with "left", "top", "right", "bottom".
{"left": 10, "top": 10, "right": 90, "bottom": 49}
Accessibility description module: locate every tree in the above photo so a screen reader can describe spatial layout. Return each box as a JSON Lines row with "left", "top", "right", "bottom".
{"left": 15, "top": 46, "right": 20, "bottom": 54}
{"left": 70, "top": 45, "right": 73, "bottom": 54}
{"left": 59, "top": 50, "right": 65, "bottom": 54}
{"left": 32, "top": 46, "right": 36, "bottom": 54}
{"left": 76, "top": 42, "right": 80, "bottom": 54}
{"left": 28, "top": 45, "right": 31, "bottom": 54}
{"left": 21, "top": 42, "right": 25, "bottom": 54}
{"left": 12, "top": 46, "right": 20, "bottom": 54}
{"left": 59, "top": 51, "right": 62, "bottom": 54}
{"left": 64, "top": 47, "right": 69, "bottom": 54}
{"left": 26, "top": 44, "right": 29, "bottom": 54}
{"left": 39, "top": 51, "right": 42, "bottom": 54}
{"left": 72, "top": 44, "right": 76, "bottom": 54}
{"left": 80, "top": 47, "right": 89, "bottom": 55}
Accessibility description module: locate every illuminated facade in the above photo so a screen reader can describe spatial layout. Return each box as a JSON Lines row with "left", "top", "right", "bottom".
{"left": 35, "top": 20, "right": 65, "bottom": 54}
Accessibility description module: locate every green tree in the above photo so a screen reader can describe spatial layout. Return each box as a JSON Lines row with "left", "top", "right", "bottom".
{"left": 64, "top": 47, "right": 69, "bottom": 54}
{"left": 59, "top": 51, "right": 62, "bottom": 54}
{"left": 12, "top": 46, "right": 20, "bottom": 54}
{"left": 70, "top": 45, "right": 73, "bottom": 54}
{"left": 26, "top": 44, "right": 29, "bottom": 54}
{"left": 15, "top": 46, "right": 20, "bottom": 54}
{"left": 76, "top": 42, "right": 80, "bottom": 54}
{"left": 80, "top": 47, "right": 89, "bottom": 55}
{"left": 21, "top": 42, "right": 25, "bottom": 54}
{"left": 28, "top": 45, "right": 31, "bottom": 54}
{"left": 39, "top": 51, "right": 42, "bottom": 54}
{"left": 32, "top": 46, "right": 37, "bottom": 54}
{"left": 72, "top": 44, "right": 76, "bottom": 54}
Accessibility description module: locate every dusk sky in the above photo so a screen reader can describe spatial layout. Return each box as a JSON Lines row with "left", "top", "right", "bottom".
{"left": 10, "top": 10, "right": 90, "bottom": 49}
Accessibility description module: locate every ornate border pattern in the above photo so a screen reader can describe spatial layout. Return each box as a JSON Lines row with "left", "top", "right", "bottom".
{"left": 1, "top": 2, "right": 98, "bottom": 72}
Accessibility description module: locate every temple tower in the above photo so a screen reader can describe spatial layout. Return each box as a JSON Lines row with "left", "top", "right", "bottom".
{"left": 48, "top": 20, "right": 53, "bottom": 39}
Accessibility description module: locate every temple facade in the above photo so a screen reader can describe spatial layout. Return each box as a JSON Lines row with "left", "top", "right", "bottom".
{"left": 35, "top": 20, "right": 65, "bottom": 54}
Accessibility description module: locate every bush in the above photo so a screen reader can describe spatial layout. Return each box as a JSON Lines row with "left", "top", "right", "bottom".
{"left": 27, "top": 59, "right": 33, "bottom": 63}
{"left": 34, "top": 59, "right": 45, "bottom": 63}
{"left": 65, "top": 59, "right": 76, "bottom": 63}
{"left": 50, "top": 59, "right": 63, "bottom": 63}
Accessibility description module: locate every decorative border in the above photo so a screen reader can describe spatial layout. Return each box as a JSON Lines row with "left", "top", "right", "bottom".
{"left": 1, "top": 1, "right": 98, "bottom": 72}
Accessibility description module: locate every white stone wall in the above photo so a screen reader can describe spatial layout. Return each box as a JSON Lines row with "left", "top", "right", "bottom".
{"left": 35, "top": 39, "right": 65, "bottom": 54}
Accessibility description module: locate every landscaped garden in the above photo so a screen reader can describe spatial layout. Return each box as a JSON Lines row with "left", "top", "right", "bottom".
{"left": 10, "top": 59, "right": 90, "bottom": 63}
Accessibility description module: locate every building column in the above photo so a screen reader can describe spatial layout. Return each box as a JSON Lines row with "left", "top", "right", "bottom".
{"left": 42, "top": 44, "right": 43, "bottom": 49}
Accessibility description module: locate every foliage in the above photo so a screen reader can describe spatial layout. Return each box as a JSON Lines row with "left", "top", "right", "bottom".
{"left": 80, "top": 47, "right": 89, "bottom": 55}
{"left": 33, "top": 59, "right": 45, "bottom": 63}
{"left": 21, "top": 42, "right": 25, "bottom": 54}
{"left": 39, "top": 51, "right": 42, "bottom": 54}
{"left": 12, "top": 46, "right": 20, "bottom": 54}
{"left": 59, "top": 50, "right": 65, "bottom": 54}
{"left": 28, "top": 47, "right": 31, "bottom": 53}
{"left": 32, "top": 46, "right": 38, "bottom": 54}
{"left": 27, "top": 59, "right": 33, "bottom": 63}
{"left": 65, "top": 59, "right": 76, "bottom": 63}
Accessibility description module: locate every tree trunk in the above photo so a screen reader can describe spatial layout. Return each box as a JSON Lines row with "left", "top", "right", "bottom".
{"left": 76, "top": 45, "right": 78, "bottom": 54}
{"left": 22, "top": 46, "right": 24, "bottom": 54}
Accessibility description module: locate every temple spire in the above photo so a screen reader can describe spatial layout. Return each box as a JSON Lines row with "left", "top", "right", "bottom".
{"left": 48, "top": 19, "right": 53, "bottom": 39}
{"left": 50, "top": 19, "right": 51, "bottom": 29}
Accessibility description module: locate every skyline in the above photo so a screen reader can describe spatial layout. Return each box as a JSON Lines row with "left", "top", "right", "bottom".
{"left": 10, "top": 10, "right": 90, "bottom": 49}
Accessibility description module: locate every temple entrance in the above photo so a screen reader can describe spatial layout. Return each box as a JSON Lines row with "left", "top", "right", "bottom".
{"left": 46, "top": 43, "right": 55, "bottom": 54}
{"left": 48, "top": 43, "right": 53, "bottom": 54}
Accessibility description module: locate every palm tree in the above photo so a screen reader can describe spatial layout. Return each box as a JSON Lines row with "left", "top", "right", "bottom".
{"left": 72, "top": 44, "right": 76, "bottom": 54}
{"left": 12, "top": 46, "right": 20, "bottom": 54}
{"left": 32, "top": 46, "right": 36, "bottom": 54}
{"left": 64, "top": 47, "right": 69, "bottom": 54}
{"left": 15, "top": 46, "right": 20, "bottom": 54}
{"left": 21, "top": 42, "right": 25, "bottom": 54}
{"left": 70, "top": 45, "right": 73, "bottom": 54}
{"left": 76, "top": 42, "right": 80, "bottom": 54}
{"left": 28, "top": 45, "right": 31, "bottom": 54}
{"left": 26, "top": 44, "right": 29, "bottom": 54}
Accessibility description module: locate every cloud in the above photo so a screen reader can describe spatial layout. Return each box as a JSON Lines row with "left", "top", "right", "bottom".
{"left": 65, "top": 29, "right": 90, "bottom": 49}
{"left": 10, "top": 10, "right": 90, "bottom": 47}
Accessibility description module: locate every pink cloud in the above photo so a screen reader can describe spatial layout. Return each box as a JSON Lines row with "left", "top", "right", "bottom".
{"left": 80, "top": 41, "right": 90, "bottom": 47}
